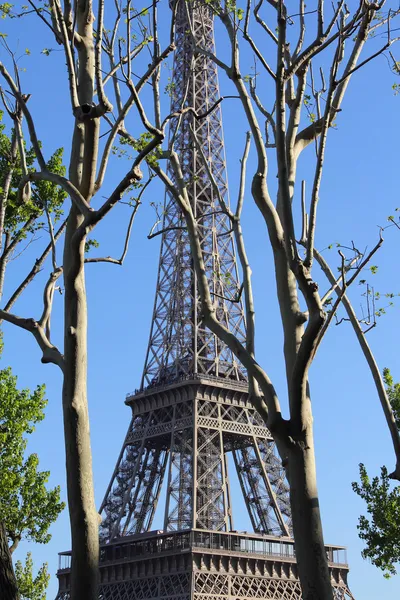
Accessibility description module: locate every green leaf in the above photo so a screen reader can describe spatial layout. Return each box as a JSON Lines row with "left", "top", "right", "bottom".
{"left": 0, "top": 368, "right": 65, "bottom": 549}
{"left": 0, "top": 3, "right": 13, "bottom": 19}
{"left": 15, "top": 552, "right": 50, "bottom": 600}
{"left": 236, "top": 7, "right": 244, "bottom": 20}
{"left": 84, "top": 238, "right": 100, "bottom": 254}
{"left": 352, "top": 370, "right": 400, "bottom": 577}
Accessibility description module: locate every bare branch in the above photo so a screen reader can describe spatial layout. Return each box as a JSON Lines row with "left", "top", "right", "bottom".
{"left": 313, "top": 246, "right": 400, "bottom": 480}
{"left": 0, "top": 308, "right": 64, "bottom": 369}
{"left": 294, "top": 4, "right": 382, "bottom": 157}
{"left": 244, "top": 0, "right": 276, "bottom": 80}
{"left": 305, "top": 40, "right": 340, "bottom": 269}
{"left": 300, "top": 180, "right": 307, "bottom": 244}
{"left": 293, "top": 0, "right": 305, "bottom": 57}
{"left": 254, "top": 0, "right": 278, "bottom": 45}
{"left": 275, "top": 0, "right": 298, "bottom": 262}
{"left": 152, "top": 0, "right": 162, "bottom": 130}
{"left": 4, "top": 219, "right": 67, "bottom": 313}
{"left": 148, "top": 224, "right": 185, "bottom": 240}
{"left": 0, "top": 62, "right": 47, "bottom": 170}
{"left": 95, "top": 41, "right": 175, "bottom": 193}
{"left": 249, "top": 79, "right": 276, "bottom": 141}
{"left": 20, "top": 171, "right": 92, "bottom": 218}
{"left": 95, "top": 0, "right": 113, "bottom": 113}
{"left": 86, "top": 181, "right": 148, "bottom": 264}
{"left": 285, "top": 1, "right": 348, "bottom": 80}
{"left": 52, "top": 0, "right": 80, "bottom": 111}
{"left": 38, "top": 266, "right": 63, "bottom": 339}
{"left": 312, "top": 232, "right": 384, "bottom": 358}
{"left": 334, "top": 37, "right": 400, "bottom": 87}
{"left": 14, "top": 111, "right": 31, "bottom": 203}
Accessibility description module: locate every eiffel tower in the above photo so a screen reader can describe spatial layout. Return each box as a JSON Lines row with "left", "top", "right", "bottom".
{"left": 56, "top": 1, "right": 353, "bottom": 598}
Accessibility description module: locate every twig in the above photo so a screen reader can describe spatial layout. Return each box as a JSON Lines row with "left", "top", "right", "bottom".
{"left": 0, "top": 62, "right": 47, "bottom": 170}
{"left": 4, "top": 219, "right": 67, "bottom": 313}
{"left": 313, "top": 232, "right": 384, "bottom": 355}
{"left": 244, "top": 0, "right": 276, "bottom": 80}
{"left": 86, "top": 185, "right": 146, "bottom": 264}
{"left": 314, "top": 246, "right": 400, "bottom": 480}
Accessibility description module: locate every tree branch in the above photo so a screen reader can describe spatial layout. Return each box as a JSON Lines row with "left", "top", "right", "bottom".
{"left": 312, "top": 232, "right": 384, "bottom": 360}
{"left": 38, "top": 267, "right": 63, "bottom": 339}
{"left": 244, "top": 0, "right": 276, "bottom": 80}
{"left": 85, "top": 182, "right": 147, "bottom": 264}
{"left": 313, "top": 246, "right": 400, "bottom": 480}
{"left": 19, "top": 171, "right": 92, "bottom": 218}
{"left": 95, "top": 0, "right": 113, "bottom": 114}
{"left": 0, "top": 62, "right": 47, "bottom": 170}
{"left": 4, "top": 219, "right": 67, "bottom": 313}
{"left": 0, "top": 309, "right": 64, "bottom": 370}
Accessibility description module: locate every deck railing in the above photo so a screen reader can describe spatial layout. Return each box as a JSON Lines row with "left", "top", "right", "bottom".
{"left": 58, "top": 529, "right": 348, "bottom": 571}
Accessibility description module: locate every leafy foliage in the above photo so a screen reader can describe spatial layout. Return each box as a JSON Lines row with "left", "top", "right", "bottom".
{"left": 352, "top": 369, "right": 400, "bottom": 577}
{"left": 383, "top": 368, "right": 400, "bottom": 429}
{"left": 14, "top": 552, "right": 50, "bottom": 600}
{"left": 0, "top": 367, "right": 65, "bottom": 549}
{"left": 0, "top": 112, "right": 66, "bottom": 243}
{"left": 84, "top": 238, "right": 100, "bottom": 254}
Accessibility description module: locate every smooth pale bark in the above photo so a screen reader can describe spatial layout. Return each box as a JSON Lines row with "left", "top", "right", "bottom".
{"left": 59, "top": 0, "right": 101, "bottom": 596}
{"left": 252, "top": 150, "right": 332, "bottom": 600}
{"left": 0, "top": 521, "right": 19, "bottom": 600}
{"left": 272, "top": 260, "right": 332, "bottom": 600}
{"left": 286, "top": 427, "right": 333, "bottom": 600}
{"left": 62, "top": 204, "right": 99, "bottom": 600}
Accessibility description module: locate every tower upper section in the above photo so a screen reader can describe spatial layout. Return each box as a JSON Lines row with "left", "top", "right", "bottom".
{"left": 141, "top": 0, "right": 246, "bottom": 390}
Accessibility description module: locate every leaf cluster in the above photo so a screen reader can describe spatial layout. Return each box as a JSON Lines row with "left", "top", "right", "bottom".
{"left": 0, "top": 367, "right": 65, "bottom": 548}
{"left": 14, "top": 552, "right": 50, "bottom": 600}
{"left": 0, "top": 113, "right": 66, "bottom": 242}
{"left": 352, "top": 464, "right": 400, "bottom": 578}
{"left": 352, "top": 369, "right": 400, "bottom": 577}
{"left": 120, "top": 132, "right": 163, "bottom": 168}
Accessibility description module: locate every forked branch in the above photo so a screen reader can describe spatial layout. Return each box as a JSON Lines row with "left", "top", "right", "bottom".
{"left": 313, "top": 247, "right": 400, "bottom": 481}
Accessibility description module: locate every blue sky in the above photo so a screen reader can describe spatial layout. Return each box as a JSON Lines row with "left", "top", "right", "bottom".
{"left": 1, "top": 1, "right": 400, "bottom": 598}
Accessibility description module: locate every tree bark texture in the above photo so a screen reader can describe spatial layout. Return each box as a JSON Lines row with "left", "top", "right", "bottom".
{"left": 287, "top": 427, "right": 333, "bottom": 600}
{"left": 0, "top": 520, "right": 19, "bottom": 600}
{"left": 60, "top": 1, "right": 101, "bottom": 597}
{"left": 62, "top": 205, "right": 99, "bottom": 600}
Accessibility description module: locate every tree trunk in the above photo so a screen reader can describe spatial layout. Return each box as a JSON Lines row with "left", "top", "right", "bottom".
{"left": 62, "top": 204, "right": 99, "bottom": 600}
{"left": 0, "top": 520, "right": 19, "bottom": 600}
{"left": 287, "top": 425, "right": 334, "bottom": 600}
{"left": 61, "top": 0, "right": 100, "bottom": 593}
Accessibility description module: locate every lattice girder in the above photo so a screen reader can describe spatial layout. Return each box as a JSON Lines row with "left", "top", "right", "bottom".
{"left": 141, "top": 0, "right": 246, "bottom": 388}
{"left": 56, "top": 533, "right": 353, "bottom": 600}
{"left": 99, "top": 381, "right": 292, "bottom": 540}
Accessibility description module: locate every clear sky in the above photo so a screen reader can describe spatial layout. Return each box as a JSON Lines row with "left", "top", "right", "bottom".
{"left": 1, "top": 1, "right": 399, "bottom": 599}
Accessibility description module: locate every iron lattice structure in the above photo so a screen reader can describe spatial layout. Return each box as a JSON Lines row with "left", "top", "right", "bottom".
{"left": 55, "top": 1, "right": 353, "bottom": 598}
{"left": 141, "top": 0, "right": 246, "bottom": 388}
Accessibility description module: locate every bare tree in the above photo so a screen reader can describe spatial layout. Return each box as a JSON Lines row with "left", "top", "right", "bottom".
{"left": 0, "top": 0, "right": 178, "bottom": 597}
{"left": 106, "top": 1, "right": 399, "bottom": 599}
